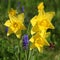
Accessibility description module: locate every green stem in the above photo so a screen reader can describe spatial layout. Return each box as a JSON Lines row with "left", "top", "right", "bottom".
{"left": 28, "top": 50, "right": 31, "bottom": 60}
{"left": 25, "top": 50, "right": 27, "bottom": 60}
{"left": 27, "top": 23, "right": 31, "bottom": 36}
{"left": 7, "top": 0, "right": 11, "bottom": 12}
{"left": 18, "top": 40, "right": 20, "bottom": 60}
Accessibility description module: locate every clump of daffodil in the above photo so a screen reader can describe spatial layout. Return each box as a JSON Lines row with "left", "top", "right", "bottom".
{"left": 4, "top": 9, "right": 26, "bottom": 38}
{"left": 30, "top": 2, "right": 55, "bottom": 52}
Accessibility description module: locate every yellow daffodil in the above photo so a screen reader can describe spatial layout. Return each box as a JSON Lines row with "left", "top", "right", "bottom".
{"left": 4, "top": 10, "right": 26, "bottom": 38}
{"left": 31, "top": 16, "right": 55, "bottom": 35}
{"left": 30, "top": 33, "right": 49, "bottom": 52}
{"left": 30, "top": 2, "right": 55, "bottom": 35}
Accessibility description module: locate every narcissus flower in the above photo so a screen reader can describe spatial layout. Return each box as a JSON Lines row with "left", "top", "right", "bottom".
{"left": 30, "top": 2, "right": 55, "bottom": 35}
{"left": 30, "top": 33, "right": 49, "bottom": 52}
{"left": 22, "top": 6, "right": 24, "bottom": 12}
{"left": 4, "top": 9, "right": 26, "bottom": 38}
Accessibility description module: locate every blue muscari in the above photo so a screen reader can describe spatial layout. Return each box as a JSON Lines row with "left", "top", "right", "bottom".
{"left": 22, "top": 34, "right": 29, "bottom": 49}
{"left": 21, "top": 6, "right": 24, "bottom": 12}
{"left": 5, "top": 27, "right": 8, "bottom": 33}
{"left": 16, "top": 1, "right": 20, "bottom": 9}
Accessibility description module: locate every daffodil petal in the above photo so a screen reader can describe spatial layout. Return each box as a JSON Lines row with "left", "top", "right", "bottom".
{"left": 15, "top": 31, "right": 21, "bottom": 38}
{"left": 46, "top": 12, "right": 55, "bottom": 21}
{"left": 30, "top": 16, "right": 37, "bottom": 26}
{"left": 7, "top": 28, "right": 13, "bottom": 36}
{"left": 4, "top": 20, "right": 11, "bottom": 27}
{"left": 49, "top": 22, "right": 55, "bottom": 29}
{"left": 18, "top": 13, "right": 24, "bottom": 22}
{"left": 31, "top": 24, "right": 39, "bottom": 35}
{"left": 9, "top": 15, "right": 17, "bottom": 23}
{"left": 43, "top": 39, "right": 50, "bottom": 46}
{"left": 38, "top": 2, "right": 44, "bottom": 10}
{"left": 35, "top": 43, "right": 43, "bottom": 52}
{"left": 46, "top": 32, "right": 50, "bottom": 37}
{"left": 31, "top": 30, "right": 35, "bottom": 35}
{"left": 38, "top": 47, "right": 43, "bottom": 53}
{"left": 30, "top": 37, "right": 34, "bottom": 43}
{"left": 30, "top": 44, "right": 35, "bottom": 50}
{"left": 21, "top": 24, "right": 26, "bottom": 30}
{"left": 38, "top": 2, "right": 45, "bottom": 16}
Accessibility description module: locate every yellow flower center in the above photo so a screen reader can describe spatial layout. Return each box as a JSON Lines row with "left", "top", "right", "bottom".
{"left": 36, "top": 40, "right": 41, "bottom": 44}
{"left": 35, "top": 38, "right": 41, "bottom": 45}
{"left": 41, "top": 20, "right": 47, "bottom": 26}
{"left": 38, "top": 19, "right": 49, "bottom": 28}
{"left": 35, "top": 37, "right": 44, "bottom": 46}
{"left": 13, "top": 22, "right": 18, "bottom": 28}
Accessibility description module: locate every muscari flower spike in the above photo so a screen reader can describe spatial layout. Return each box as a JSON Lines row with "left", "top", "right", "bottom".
{"left": 16, "top": 1, "right": 20, "bottom": 9}
{"left": 5, "top": 27, "right": 8, "bottom": 33}
{"left": 21, "top": 6, "right": 24, "bottom": 12}
{"left": 22, "top": 34, "right": 29, "bottom": 50}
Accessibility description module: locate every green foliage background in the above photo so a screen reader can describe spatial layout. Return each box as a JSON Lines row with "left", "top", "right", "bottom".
{"left": 0, "top": 0, "right": 60, "bottom": 60}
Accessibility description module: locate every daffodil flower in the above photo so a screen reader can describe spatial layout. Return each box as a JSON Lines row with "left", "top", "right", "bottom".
{"left": 30, "top": 33, "right": 49, "bottom": 52}
{"left": 4, "top": 9, "right": 26, "bottom": 38}
{"left": 30, "top": 2, "right": 55, "bottom": 35}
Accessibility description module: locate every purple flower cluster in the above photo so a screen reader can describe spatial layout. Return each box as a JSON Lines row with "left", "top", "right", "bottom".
{"left": 16, "top": 1, "right": 24, "bottom": 12}
{"left": 16, "top": 1, "right": 20, "bottom": 9}
{"left": 5, "top": 27, "right": 8, "bottom": 33}
{"left": 22, "top": 35, "right": 29, "bottom": 50}
{"left": 21, "top": 6, "right": 24, "bottom": 12}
